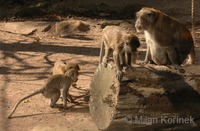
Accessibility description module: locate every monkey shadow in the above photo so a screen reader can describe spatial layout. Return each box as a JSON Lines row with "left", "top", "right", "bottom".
{"left": 60, "top": 34, "right": 94, "bottom": 41}
{"left": 146, "top": 66, "right": 200, "bottom": 121}
{"left": 70, "top": 91, "right": 90, "bottom": 105}
{"left": 71, "top": 84, "right": 89, "bottom": 92}
{"left": 10, "top": 102, "right": 90, "bottom": 119}
{"left": 56, "top": 101, "right": 89, "bottom": 115}
{"left": 9, "top": 93, "right": 90, "bottom": 119}
{"left": 149, "top": 66, "right": 200, "bottom": 108}
{"left": 0, "top": 41, "right": 100, "bottom": 57}
{"left": 134, "top": 66, "right": 200, "bottom": 129}
{"left": 9, "top": 111, "right": 63, "bottom": 119}
{"left": 62, "top": 103, "right": 89, "bottom": 113}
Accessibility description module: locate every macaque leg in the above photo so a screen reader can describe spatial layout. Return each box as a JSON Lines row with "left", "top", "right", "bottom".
{"left": 126, "top": 52, "right": 132, "bottom": 68}
{"left": 102, "top": 47, "right": 111, "bottom": 67}
{"left": 166, "top": 47, "right": 185, "bottom": 73}
{"left": 62, "top": 86, "right": 69, "bottom": 108}
{"left": 67, "top": 93, "right": 75, "bottom": 103}
{"left": 143, "top": 44, "right": 152, "bottom": 64}
{"left": 113, "top": 51, "right": 123, "bottom": 80}
{"left": 132, "top": 52, "right": 137, "bottom": 64}
{"left": 120, "top": 53, "right": 126, "bottom": 67}
{"left": 50, "top": 90, "right": 61, "bottom": 108}
{"left": 99, "top": 39, "right": 105, "bottom": 65}
{"left": 186, "top": 46, "right": 195, "bottom": 65}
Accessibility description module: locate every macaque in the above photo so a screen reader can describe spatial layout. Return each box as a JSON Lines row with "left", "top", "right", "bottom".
{"left": 7, "top": 69, "right": 79, "bottom": 118}
{"left": 99, "top": 26, "right": 140, "bottom": 80}
{"left": 52, "top": 60, "right": 80, "bottom": 102}
{"left": 135, "top": 7, "right": 195, "bottom": 73}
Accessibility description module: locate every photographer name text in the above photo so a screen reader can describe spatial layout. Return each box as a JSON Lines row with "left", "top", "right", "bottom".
{"left": 125, "top": 115, "right": 194, "bottom": 125}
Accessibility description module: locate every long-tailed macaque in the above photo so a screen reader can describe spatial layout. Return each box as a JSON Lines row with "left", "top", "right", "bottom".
{"left": 52, "top": 60, "right": 80, "bottom": 102}
{"left": 52, "top": 60, "right": 80, "bottom": 75}
{"left": 7, "top": 69, "right": 79, "bottom": 118}
{"left": 135, "top": 7, "right": 195, "bottom": 73}
{"left": 99, "top": 26, "right": 140, "bottom": 80}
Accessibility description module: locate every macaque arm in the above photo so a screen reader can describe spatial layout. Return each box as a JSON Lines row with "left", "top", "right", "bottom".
{"left": 166, "top": 47, "right": 185, "bottom": 73}
{"left": 102, "top": 46, "right": 111, "bottom": 67}
{"left": 62, "top": 85, "right": 68, "bottom": 108}
{"left": 144, "top": 44, "right": 151, "bottom": 63}
{"left": 126, "top": 52, "right": 132, "bottom": 66}
{"left": 113, "top": 50, "right": 123, "bottom": 80}
{"left": 99, "top": 39, "right": 105, "bottom": 64}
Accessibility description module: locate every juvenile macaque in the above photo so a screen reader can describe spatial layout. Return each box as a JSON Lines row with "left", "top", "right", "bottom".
{"left": 135, "top": 7, "right": 195, "bottom": 73}
{"left": 7, "top": 69, "right": 79, "bottom": 118}
{"left": 99, "top": 26, "right": 140, "bottom": 80}
{"left": 52, "top": 60, "right": 80, "bottom": 75}
{"left": 52, "top": 60, "right": 80, "bottom": 102}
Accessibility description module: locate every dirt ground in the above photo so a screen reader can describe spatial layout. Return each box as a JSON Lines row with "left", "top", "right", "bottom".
{"left": 0, "top": 19, "right": 102, "bottom": 131}
{"left": 0, "top": 1, "right": 200, "bottom": 131}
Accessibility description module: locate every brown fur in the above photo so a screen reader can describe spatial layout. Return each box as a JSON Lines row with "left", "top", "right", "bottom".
{"left": 135, "top": 7, "right": 195, "bottom": 73}
{"left": 99, "top": 26, "right": 140, "bottom": 80}
{"left": 52, "top": 60, "right": 80, "bottom": 75}
{"left": 7, "top": 69, "right": 79, "bottom": 118}
{"left": 52, "top": 60, "right": 80, "bottom": 102}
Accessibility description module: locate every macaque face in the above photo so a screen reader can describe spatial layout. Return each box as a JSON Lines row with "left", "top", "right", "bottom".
{"left": 135, "top": 8, "right": 156, "bottom": 32}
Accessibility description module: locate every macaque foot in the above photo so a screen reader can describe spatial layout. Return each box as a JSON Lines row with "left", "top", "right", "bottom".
{"left": 102, "top": 58, "right": 108, "bottom": 67}
{"left": 60, "top": 97, "right": 72, "bottom": 102}
{"left": 67, "top": 98, "right": 75, "bottom": 103}
{"left": 170, "top": 65, "right": 185, "bottom": 74}
{"left": 175, "top": 66, "right": 185, "bottom": 74}
{"left": 178, "top": 68, "right": 185, "bottom": 73}
{"left": 185, "top": 60, "right": 195, "bottom": 65}
{"left": 62, "top": 104, "right": 68, "bottom": 109}
{"left": 123, "top": 65, "right": 132, "bottom": 70}
{"left": 115, "top": 70, "right": 123, "bottom": 81}
{"left": 102, "top": 62, "right": 108, "bottom": 68}
{"left": 139, "top": 60, "right": 154, "bottom": 65}
{"left": 72, "top": 83, "right": 77, "bottom": 88}
{"left": 50, "top": 104, "right": 63, "bottom": 108}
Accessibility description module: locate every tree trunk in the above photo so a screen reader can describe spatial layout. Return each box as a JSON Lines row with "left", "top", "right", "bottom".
{"left": 90, "top": 64, "right": 200, "bottom": 130}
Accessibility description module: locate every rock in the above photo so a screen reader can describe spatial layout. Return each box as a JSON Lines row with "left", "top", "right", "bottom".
{"left": 0, "top": 22, "right": 53, "bottom": 35}
{"left": 90, "top": 64, "right": 200, "bottom": 130}
{"left": 55, "top": 20, "right": 90, "bottom": 37}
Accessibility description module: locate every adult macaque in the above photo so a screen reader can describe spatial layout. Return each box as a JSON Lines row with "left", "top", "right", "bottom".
{"left": 7, "top": 69, "right": 79, "bottom": 118}
{"left": 99, "top": 26, "right": 140, "bottom": 80}
{"left": 135, "top": 7, "right": 195, "bottom": 73}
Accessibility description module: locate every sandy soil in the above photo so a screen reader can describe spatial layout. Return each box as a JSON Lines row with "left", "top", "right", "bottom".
{"left": 0, "top": 19, "right": 102, "bottom": 131}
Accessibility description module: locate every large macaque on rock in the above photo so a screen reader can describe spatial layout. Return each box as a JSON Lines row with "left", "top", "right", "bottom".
{"left": 135, "top": 7, "right": 195, "bottom": 73}
{"left": 99, "top": 26, "right": 140, "bottom": 81}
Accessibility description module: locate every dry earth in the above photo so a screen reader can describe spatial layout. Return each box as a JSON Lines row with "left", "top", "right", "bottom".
{"left": 0, "top": 19, "right": 102, "bottom": 131}
{"left": 0, "top": 17, "right": 200, "bottom": 131}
